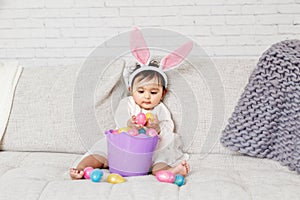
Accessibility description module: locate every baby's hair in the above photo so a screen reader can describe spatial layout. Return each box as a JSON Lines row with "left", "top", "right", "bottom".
{"left": 133, "top": 59, "right": 159, "bottom": 69}
{"left": 131, "top": 59, "right": 166, "bottom": 90}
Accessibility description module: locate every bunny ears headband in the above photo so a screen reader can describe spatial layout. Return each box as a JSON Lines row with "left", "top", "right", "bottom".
{"left": 126, "top": 27, "right": 194, "bottom": 88}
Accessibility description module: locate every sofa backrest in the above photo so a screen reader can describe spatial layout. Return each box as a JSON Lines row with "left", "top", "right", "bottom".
{"left": 1, "top": 64, "right": 84, "bottom": 153}
{"left": 0, "top": 58, "right": 257, "bottom": 156}
{"left": 1, "top": 59, "right": 125, "bottom": 154}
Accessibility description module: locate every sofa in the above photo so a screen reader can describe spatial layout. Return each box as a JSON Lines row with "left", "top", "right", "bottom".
{"left": 0, "top": 57, "right": 299, "bottom": 200}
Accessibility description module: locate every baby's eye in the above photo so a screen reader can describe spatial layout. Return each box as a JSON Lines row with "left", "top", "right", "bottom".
{"left": 138, "top": 90, "right": 144, "bottom": 93}
{"left": 151, "top": 91, "right": 158, "bottom": 95}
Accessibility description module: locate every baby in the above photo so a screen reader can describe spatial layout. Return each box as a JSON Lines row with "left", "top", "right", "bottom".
{"left": 70, "top": 27, "right": 193, "bottom": 179}
{"left": 70, "top": 61, "right": 189, "bottom": 179}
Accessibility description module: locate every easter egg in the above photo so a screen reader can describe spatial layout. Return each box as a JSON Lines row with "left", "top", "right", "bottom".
{"left": 128, "top": 128, "right": 139, "bottom": 136}
{"left": 111, "top": 129, "right": 119, "bottom": 134}
{"left": 136, "top": 134, "right": 148, "bottom": 138}
{"left": 156, "top": 170, "right": 175, "bottom": 183}
{"left": 146, "top": 128, "right": 158, "bottom": 137}
{"left": 83, "top": 167, "right": 94, "bottom": 179}
{"left": 174, "top": 174, "right": 185, "bottom": 186}
{"left": 146, "top": 112, "right": 154, "bottom": 122}
{"left": 118, "top": 127, "right": 130, "bottom": 133}
{"left": 107, "top": 173, "right": 126, "bottom": 184}
{"left": 90, "top": 169, "right": 103, "bottom": 182}
{"left": 138, "top": 128, "right": 146, "bottom": 134}
{"left": 136, "top": 113, "right": 146, "bottom": 125}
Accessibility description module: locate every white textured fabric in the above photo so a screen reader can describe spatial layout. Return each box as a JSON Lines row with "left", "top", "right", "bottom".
{"left": 2, "top": 60, "right": 125, "bottom": 153}
{"left": 1, "top": 58, "right": 256, "bottom": 155}
{"left": 1, "top": 65, "right": 85, "bottom": 153}
{"left": 1, "top": 151, "right": 300, "bottom": 200}
{"left": 210, "top": 59, "right": 257, "bottom": 154}
{"left": 165, "top": 58, "right": 257, "bottom": 155}
{"left": 0, "top": 61, "right": 22, "bottom": 142}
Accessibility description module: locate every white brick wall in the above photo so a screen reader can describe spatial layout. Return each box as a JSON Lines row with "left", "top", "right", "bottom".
{"left": 0, "top": 0, "right": 299, "bottom": 67}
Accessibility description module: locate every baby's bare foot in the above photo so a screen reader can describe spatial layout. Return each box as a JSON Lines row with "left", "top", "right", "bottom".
{"left": 69, "top": 168, "right": 84, "bottom": 180}
{"left": 169, "top": 161, "right": 190, "bottom": 176}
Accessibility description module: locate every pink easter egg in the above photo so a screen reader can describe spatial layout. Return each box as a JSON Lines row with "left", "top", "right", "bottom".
{"left": 128, "top": 128, "right": 139, "bottom": 136}
{"left": 136, "top": 113, "right": 146, "bottom": 125}
{"left": 111, "top": 129, "right": 119, "bottom": 134}
{"left": 156, "top": 170, "right": 175, "bottom": 183}
{"left": 136, "top": 134, "right": 148, "bottom": 138}
{"left": 83, "top": 167, "right": 94, "bottom": 179}
{"left": 146, "top": 128, "right": 158, "bottom": 137}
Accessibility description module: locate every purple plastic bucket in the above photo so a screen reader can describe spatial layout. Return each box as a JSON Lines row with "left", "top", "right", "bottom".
{"left": 105, "top": 130, "right": 158, "bottom": 177}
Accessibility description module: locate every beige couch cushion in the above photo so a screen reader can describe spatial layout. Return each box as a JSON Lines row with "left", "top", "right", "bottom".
{"left": 1, "top": 65, "right": 86, "bottom": 153}
{"left": 1, "top": 151, "right": 299, "bottom": 200}
{"left": 1, "top": 58, "right": 256, "bottom": 156}
{"left": 151, "top": 58, "right": 257, "bottom": 155}
{"left": 204, "top": 59, "right": 257, "bottom": 155}
{"left": 1, "top": 59, "right": 125, "bottom": 154}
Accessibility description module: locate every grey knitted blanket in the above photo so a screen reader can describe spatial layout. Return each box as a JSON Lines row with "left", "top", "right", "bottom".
{"left": 221, "top": 39, "right": 300, "bottom": 173}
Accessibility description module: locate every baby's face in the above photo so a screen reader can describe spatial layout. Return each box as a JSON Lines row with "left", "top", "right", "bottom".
{"left": 131, "top": 78, "right": 165, "bottom": 110}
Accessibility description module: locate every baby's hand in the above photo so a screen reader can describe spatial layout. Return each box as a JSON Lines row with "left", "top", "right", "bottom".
{"left": 146, "top": 115, "right": 160, "bottom": 134}
{"left": 127, "top": 115, "right": 143, "bottom": 129}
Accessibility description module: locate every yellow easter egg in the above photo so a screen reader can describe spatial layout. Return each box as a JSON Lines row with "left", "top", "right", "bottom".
{"left": 145, "top": 112, "right": 154, "bottom": 122}
{"left": 118, "top": 127, "right": 130, "bottom": 133}
{"left": 107, "top": 174, "right": 126, "bottom": 184}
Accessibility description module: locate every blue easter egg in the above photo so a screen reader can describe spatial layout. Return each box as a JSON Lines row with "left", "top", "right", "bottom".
{"left": 90, "top": 169, "right": 103, "bottom": 182}
{"left": 174, "top": 174, "right": 185, "bottom": 186}
{"left": 138, "top": 128, "right": 146, "bottom": 134}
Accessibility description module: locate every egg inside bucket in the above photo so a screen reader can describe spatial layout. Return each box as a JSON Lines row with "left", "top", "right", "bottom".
{"left": 105, "top": 130, "right": 158, "bottom": 177}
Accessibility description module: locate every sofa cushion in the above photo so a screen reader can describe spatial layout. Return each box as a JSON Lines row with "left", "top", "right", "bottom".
{"left": 208, "top": 59, "right": 257, "bottom": 155}
{"left": 181, "top": 153, "right": 300, "bottom": 200}
{"left": 1, "top": 59, "right": 124, "bottom": 154}
{"left": 1, "top": 65, "right": 86, "bottom": 153}
{"left": 162, "top": 58, "right": 257, "bottom": 155}
{"left": 0, "top": 151, "right": 299, "bottom": 200}
{"left": 1, "top": 58, "right": 257, "bottom": 156}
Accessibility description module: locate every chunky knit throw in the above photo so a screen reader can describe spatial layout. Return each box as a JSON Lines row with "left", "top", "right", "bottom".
{"left": 221, "top": 39, "right": 300, "bottom": 173}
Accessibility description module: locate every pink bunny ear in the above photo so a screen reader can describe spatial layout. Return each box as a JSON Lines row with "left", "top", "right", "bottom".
{"left": 160, "top": 40, "right": 193, "bottom": 71}
{"left": 130, "top": 27, "right": 150, "bottom": 65}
